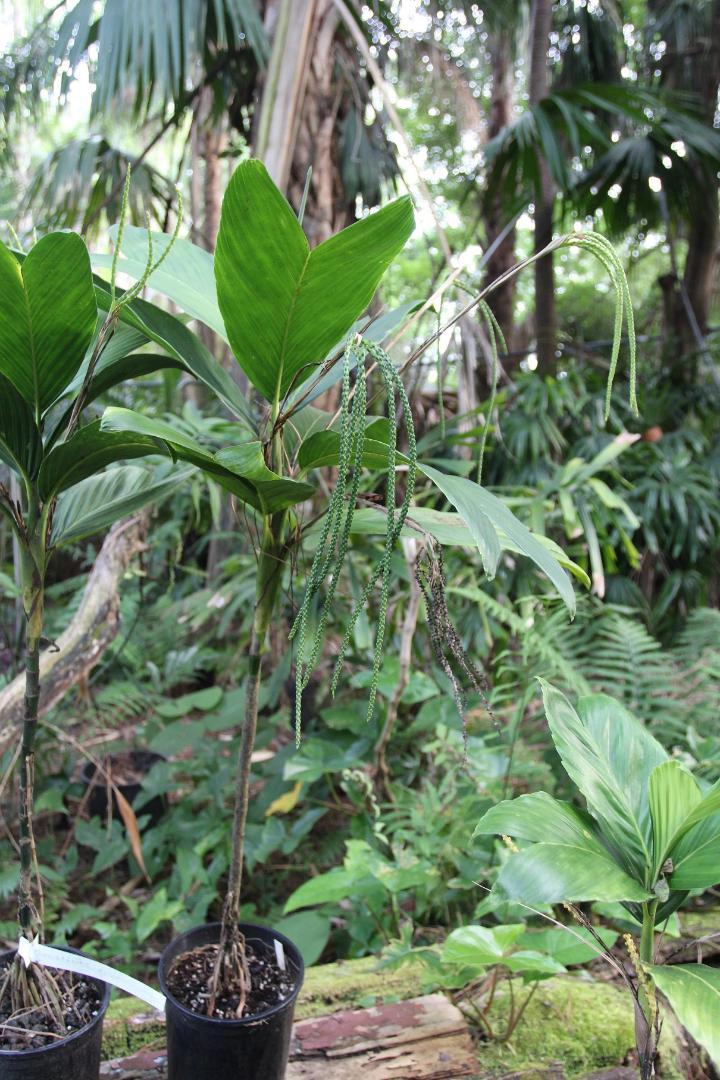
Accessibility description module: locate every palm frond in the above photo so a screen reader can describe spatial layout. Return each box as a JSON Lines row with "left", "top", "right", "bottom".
{"left": 21, "top": 135, "right": 175, "bottom": 238}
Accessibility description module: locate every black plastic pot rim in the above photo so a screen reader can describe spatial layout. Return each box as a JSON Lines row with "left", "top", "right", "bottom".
{"left": 80, "top": 749, "right": 166, "bottom": 782}
{"left": 0, "top": 947, "right": 110, "bottom": 1060}
{"left": 159, "top": 922, "right": 304, "bottom": 1029}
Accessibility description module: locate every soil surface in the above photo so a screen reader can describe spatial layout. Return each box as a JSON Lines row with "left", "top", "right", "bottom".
{"left": 167, "top": 939, "right": 296, "bottom": 1020}
{"left": 0, "top": 959, "right": 103, "bottom": 1051}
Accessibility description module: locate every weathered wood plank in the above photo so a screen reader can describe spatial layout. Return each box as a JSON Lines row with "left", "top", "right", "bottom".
{"left": 287, "top": 994, "right": 477, "bottom": 1079}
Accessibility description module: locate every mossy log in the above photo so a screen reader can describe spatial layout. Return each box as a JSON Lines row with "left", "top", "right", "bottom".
{"left": 101, "top": 957, "right": 686, "bottom": 1079}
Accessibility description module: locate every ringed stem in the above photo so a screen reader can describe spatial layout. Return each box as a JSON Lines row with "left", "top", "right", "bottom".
{"left": 17, "top": 515, "right": 46, "bottom": 940}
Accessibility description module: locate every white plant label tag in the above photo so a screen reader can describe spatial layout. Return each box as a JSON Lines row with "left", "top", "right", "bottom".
{"left": 18, "top": 937, "right": 166, "bottom": 1014}
{"left": 274, "top": 938, "right": 286, "bottom": 972}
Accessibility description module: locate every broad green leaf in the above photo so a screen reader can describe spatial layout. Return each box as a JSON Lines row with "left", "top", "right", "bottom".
{"left": 649, "top": 761, "right": 702, "bottom": 880}
{"left": 94, "top": 225, "right": 226, "bottom": 339}
{"left": 664, "top": 777, "right": 720, "bottom": 854}
{"left": 273, "top": 912, "right": 331, "bottom": 967}
{"left": 38, "top": 420, "right": 161, "bottom": 501}
{"left": 578, "top": 696, "right": 668, "bottom": 842}
{"left": 420, "top": 463, "right": 500, "bottom": 575}
{"left": 342, "top": 507, "right": 590, "bottom": 585}
{"left": 474, "top": 792, "right": 601, "bottom": 848}
{"left": 668, "top": 813, "right": 720, "bottom": 890}
{"left": 284, "top": 868, "right": 382, "bottom": 913}
{"left": 52, "top": 465, "right": 191, "bottom": 546}
{"left": 154, "top": 687, "right": 224, "bottom": 718}
{"left": 101, "top": 408, "right": 314, "bottom": 513}
{"left": 519, "top": 926, "right": 618, "bottom": 967}
{"left": 442, "top": 923, "right": 524, "bottom": 966}
{"left": 648, "top": 964, "right": 720, "bottom": 1065}
{"left": 495, "top": 843, "right": 652, "bottom": 905}
{"left": 421, "top": 464, "right": 575, "bottom": 612}
{"left": 443, "top": 925, "right": 564, "bottom": 977}
{"left": 94, "top": 282, "right": 256, "bottom": 430}
{"left": 540, "top": 681, "right": 664, "bottom": 878}
{"left": 214, "top": 444, "right": 315, "bottom": 512}
{"left": 298, "top": 430, "right": 410, "bottom": 472}
{"left": 215, "top": 159, "right": 414, "bottom": 402}
{"left": 0, "top": 233, "right": 97, "bottom": 414}
{"left": 0, "top": 372, "right": 43, "bottom": 479}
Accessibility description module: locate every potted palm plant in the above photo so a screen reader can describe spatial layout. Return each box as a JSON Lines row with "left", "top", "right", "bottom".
{"left": 102, "top": 158, "right": 640, "bottom": 1080}
{"left": 0, "top": 203, "right": 259, "bottom": 1075}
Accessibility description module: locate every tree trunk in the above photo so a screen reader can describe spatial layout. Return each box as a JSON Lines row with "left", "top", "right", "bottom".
{"left": 681, "top": 0, "right": 720, "bottom": 339}
{"left": 482, "top": 26, "right": 517, "bottom": 360}
{"left": 287, "top": 2, "right": 352, "bottom": 242}
{"left": 529, "top": 0, "right": 557, "bottom": 375}
{"left": 256, "top": 0, "right": 319, "bottom": 193}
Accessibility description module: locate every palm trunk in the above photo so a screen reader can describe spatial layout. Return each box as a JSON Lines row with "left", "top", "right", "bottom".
{"left": 528, "top": 0, "right": 557, "bottom": 375}
{"left": 482, "top": 26, "right": 517, "bottom": 357}
{"left": 17, "top": 527, "right": 45, "bottom": 940}
{"left": 222, "top": 514, "right": 285, "bottom": 923}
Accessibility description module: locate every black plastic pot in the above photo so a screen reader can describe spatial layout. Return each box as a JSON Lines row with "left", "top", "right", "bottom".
{"left": 80, "top": 749, "right": 167, "bottom": 827}
{"left": 159, "top": 922, "right": 304, "bottom": 1080}
{"left": 0, "top": 946, "right": 109, "bottom": 1079}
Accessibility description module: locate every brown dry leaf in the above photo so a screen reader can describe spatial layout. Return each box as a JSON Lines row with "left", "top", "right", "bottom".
{"left": 115, "top": 787, "right": 150, "bottom": 882}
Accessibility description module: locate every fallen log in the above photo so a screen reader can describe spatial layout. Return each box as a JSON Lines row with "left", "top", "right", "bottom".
{"left": 0, "top": 517, "right": 146, "bottom": 737}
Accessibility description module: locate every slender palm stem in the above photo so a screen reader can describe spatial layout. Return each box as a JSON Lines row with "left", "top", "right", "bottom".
{"left": 17, "top": 516, "right": 45, "bottom": 941}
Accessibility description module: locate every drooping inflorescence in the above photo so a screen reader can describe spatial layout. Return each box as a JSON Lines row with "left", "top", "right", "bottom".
{"left": 290, "top": 338, "right": 417, "bottom": 744}
{"left": 559, "top": 231, "right": 637, "bottom": 419}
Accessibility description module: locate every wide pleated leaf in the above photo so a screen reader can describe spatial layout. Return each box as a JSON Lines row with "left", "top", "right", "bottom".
{"left": 51, "top": 465, "right": 191, "bottom": 546}
{"left": 215, "top": 159, "right": 414, "bottom": 402}
{"left": 495, "top": 843, "right": 652, "bottom": 905}
{"left": 38, "top": 420, "right": 161, "bottom": 501}
{"left": 540, "top": 681, "right": 663, "bottom": 879}
{"left": 101, "top": 408, "right": 314, "bottom": 513}
{"left": 667, "top": 813, "right": 720, "bottom": 890}
{"left": 474, "top": 792, "right": 601, "bottom": 848}
{"left": 666, "top": 777, "right": 720, "bottom": 853}
{"left": 94, "top": 226, "right": 226, "bottom": 339}
{"left": 648, "top": 761, "right": 702, "bottom": 880}
{"left": 578, "top": 692, "right": 667, "bottom": 863}
{"left": 648, "top": 964, "right": 720, "bottom": 1065}
{"left": 0, "top": 372, "right": 43, "bottom": 480}
{"left": 420, "top": 464, "right": 575, "bottom": 612}
{"left": 0, "top": 233, "right": 97, "bottom": 414}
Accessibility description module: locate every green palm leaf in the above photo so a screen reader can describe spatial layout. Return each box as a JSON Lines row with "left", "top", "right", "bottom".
{"left": 0, "top": 373, "right": 43, "bottom": 480}
{"left": 214, "top": 160, "right": 414, "bottom": 402}
{"left": 648, "top": 965, "right": 720, "bottom": 1066}
{"left": 0, "top": 233, "right": 97, "bottom": 416}
{"left": 51, "top": 465, "right": 191, "bottom": 546}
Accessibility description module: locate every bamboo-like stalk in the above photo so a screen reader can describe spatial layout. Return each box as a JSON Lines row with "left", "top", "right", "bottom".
{"left": 635, "top": 901, "right": 659, "bottom": 1080}
{"left": 17, "top": 514, "right": 45, "bottom": 942}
